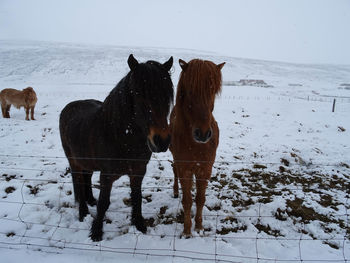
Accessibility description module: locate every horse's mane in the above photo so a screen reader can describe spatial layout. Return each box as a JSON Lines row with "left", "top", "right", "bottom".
{"left": 176, "top": 59, "right": 222, "bottom": 107}
{"left": 102, "top": 60, "right": 174, "bottom": 128}
{"left": 128, "top": 60, "right": 174, "bottom": 114}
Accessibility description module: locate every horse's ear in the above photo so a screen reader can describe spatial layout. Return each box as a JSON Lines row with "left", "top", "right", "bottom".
{"left": 128, "top": 54, "right": 139, "bottom": 71}
{"left": 179, "top": 59, "right": 188, "bottom": 71}
{"left": 163, "top": 56, "right": 173, "bottom": 72}
{"left": 217, "top": 62, "right": 225, "bottom": 71}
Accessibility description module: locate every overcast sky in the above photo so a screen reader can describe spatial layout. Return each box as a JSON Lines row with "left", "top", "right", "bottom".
{"left": 1, "top": 0, "right": 349, "bottom": 64}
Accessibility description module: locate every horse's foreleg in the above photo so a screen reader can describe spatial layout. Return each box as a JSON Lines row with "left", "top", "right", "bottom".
{"left": 1, "top": 104, "right": 6, "bottom": 118}
{"left": 179, "top": 170, "right": 193, "bottom": 237}
{"left": 194, "top": 170, "right": 210, "bottom": 233}
{"left": 90, "top": 174, "right": 113, "bottom": 241}
{"left": 3, "top": 104, "right": 10, "bottom": 118}
{"left": 173, "top": 164, "right": 179, "bottom": 198}
{"left": 130, "top": 174, "right": 146, "bottom": 233}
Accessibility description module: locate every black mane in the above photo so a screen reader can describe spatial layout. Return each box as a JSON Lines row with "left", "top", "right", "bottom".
{"left": 102, "top": 60, "right": 174, "bottom": 134}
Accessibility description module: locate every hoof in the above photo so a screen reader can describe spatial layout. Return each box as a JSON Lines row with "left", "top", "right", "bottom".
{"left": 195, "top": 228, "right": 205, "bottom": 236}
{"left": 132, "top": 217, "right": 147, "bottom": 233}
{"left": 78, "top": 206, "right": 89, "bottom": 222}
{"left": 180, "top": 232, "right": 192, "bottom": 239}
{"left": 79, "top": 213, "right": 87, "bottom": 222}
{"left": 90, "top": 230, "right": 103, "bottom": 242}
{"left": 90, "top": 220, "right": 103, "bottom": 241}
{"left": 136, "top": 223, "right": 147, "bottom": 233}
{"left": 87, "top": 197, "right": 97, "bottom": 206}
{"left": 194, "top": 223, "right": 203, "bottom": 232}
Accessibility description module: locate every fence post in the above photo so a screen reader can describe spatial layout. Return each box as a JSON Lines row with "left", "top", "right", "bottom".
{"left": 332, "top": 99, "right": 336, "bottom": 112}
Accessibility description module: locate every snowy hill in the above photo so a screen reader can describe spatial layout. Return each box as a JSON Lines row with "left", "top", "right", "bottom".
{"left": 1, "top": 40, "right": 350, "bottom": 97}
{"left": 0, "top": 41, "right": 349, "bottom": 262}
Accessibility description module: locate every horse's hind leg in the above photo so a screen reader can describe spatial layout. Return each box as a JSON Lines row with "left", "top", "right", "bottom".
{"left": 194, "top": 169, "right": 211, "bottom": 233}
{"left": 25, "top": 106, "right": 30, "bottom": 120}
{"left": 83, "top": 171, "right": 96, "bottom": 206}
{"left": 30, "top": 106, "right": 35, "bottom": 120}
{"left": 90, "top": 173, "right": 114, "bottom": 241}
{"left": 71, "top": 169, "right": 89, "bottom": 221}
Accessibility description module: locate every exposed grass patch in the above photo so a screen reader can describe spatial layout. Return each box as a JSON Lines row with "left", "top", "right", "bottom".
{"left": 27, "top": 185, "right": 40, "bottom": 195}
{"left": 255, "top": 222, "right": 284, "bottom": 237}
{"left": 2, "top": 174, "right": 16, "bottom": 182}
{"left": 6, "top": 232, "right": 15, "bottom": 237}
{"left": 217, "top": 216, "right": 247, "bottom": 235}
{"left": 5, "top": 186, "right": 16, "bottom": 194}
{"left": 253, "top": 164, "right": 267, "bottom": 169}
{"left": 208, "top": 163, "right": 350, "bottom": 246}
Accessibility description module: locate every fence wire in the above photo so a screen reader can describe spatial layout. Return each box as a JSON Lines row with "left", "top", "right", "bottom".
{"left": 1, "top": 153, "right": 349, "bottom": 167}
{"left": 0, "top": 154, "right": 349, "bottom": 262}
{"left": 34, "top": 91, "right": 350, "bottom": 104}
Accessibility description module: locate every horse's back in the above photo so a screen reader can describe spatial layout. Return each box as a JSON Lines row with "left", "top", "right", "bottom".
{"left": 60, "top": 99, "right": 101, "bottom": 123}
{"left": 0, "top": 88, "right": 19, "bottom": 96}
{"left": 0, "top": 88, "right": 22, "bottom": 105}
{"left": 59, "top": 99, "right": 102, "bottom": 156}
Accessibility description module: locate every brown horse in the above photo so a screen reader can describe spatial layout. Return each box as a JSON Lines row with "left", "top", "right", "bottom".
{"left": 0, "top": 87, "right": 37, "bottom": 120}
{"left": 170, "top": 58, "right": 224, "bottom": 237}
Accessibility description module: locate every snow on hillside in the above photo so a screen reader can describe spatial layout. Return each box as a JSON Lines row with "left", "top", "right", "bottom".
{"left": 0, "top": 41, "right": 349, "bottom": 262}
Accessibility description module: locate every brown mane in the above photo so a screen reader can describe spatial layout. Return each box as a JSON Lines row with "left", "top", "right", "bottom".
{"left": 176, "top": 59, "right": 222, "bottom": 109}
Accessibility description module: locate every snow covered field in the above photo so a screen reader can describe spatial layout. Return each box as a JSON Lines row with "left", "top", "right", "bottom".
{"left": 0, "top": 40, "right": 349, "bottom": 262}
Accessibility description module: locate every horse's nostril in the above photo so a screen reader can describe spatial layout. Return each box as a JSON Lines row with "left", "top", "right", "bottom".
{"left": 194, "top": 128, "right": 201, "bottom": 138}
{"left": 206, "top": 129, "right": 212, "bottom": 139}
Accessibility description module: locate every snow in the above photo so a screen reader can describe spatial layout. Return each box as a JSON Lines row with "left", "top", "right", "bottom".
{"left": 0, "top": 40, "right": 349, "bottom": 262}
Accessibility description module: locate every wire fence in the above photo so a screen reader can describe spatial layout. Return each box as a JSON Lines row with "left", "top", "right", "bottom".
{"left": 35, "top": 91, "right": 350, "bottom": 104}
{"left": 1, "top": 153, "right": 349, "bottom": 185}
{"left": 0, "top": 154, "right": 349, "bottom": 262}
{"left": 1, "top": 153, "right": 348, "bottom": 168}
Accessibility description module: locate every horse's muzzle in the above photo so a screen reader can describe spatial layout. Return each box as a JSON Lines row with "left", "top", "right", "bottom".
{"left": 147, "top": 134, "right": 171, "bottom": 152}
{"left": 193, "top": 128, "right": 212, "bottom": 143}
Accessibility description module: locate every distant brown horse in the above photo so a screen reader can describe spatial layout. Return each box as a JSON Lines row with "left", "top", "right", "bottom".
{"left": 0, "top": 87, "right": 37, "bottom": 120}
{"left": 170, "top": 58, "right": 224, "bottom": 237}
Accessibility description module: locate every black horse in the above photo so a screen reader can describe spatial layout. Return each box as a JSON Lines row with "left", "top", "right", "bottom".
{"left": 59, "top": 54, "right": 173, "bottom": 241}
